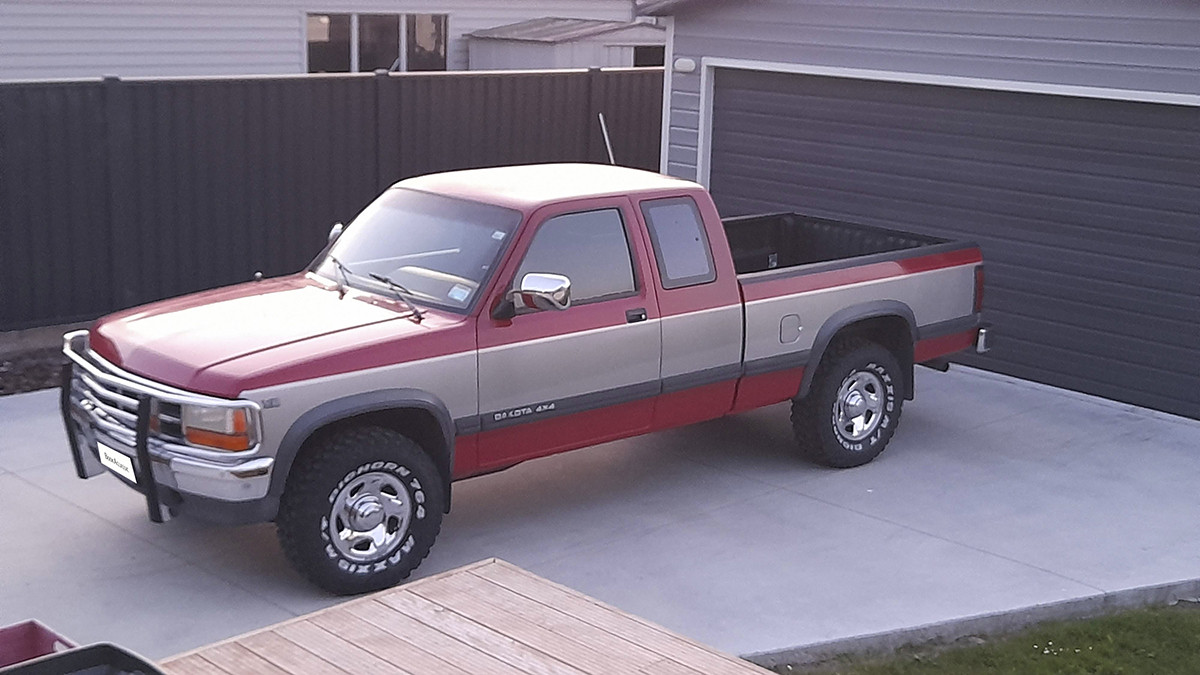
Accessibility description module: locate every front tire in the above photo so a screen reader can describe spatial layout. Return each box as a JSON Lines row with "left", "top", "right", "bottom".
{"left": 276, "top": 426, "right": 444, "bottom": 595}
{"left": 792, "top": 338, "right": 903, "bottom": 468}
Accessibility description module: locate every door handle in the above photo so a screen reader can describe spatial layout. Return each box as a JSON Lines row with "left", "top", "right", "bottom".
{"left": 626, "top": 308, "right": 648, "bottom": 324}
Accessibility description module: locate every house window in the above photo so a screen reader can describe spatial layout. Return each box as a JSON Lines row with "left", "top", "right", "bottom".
{"left": 633, "top": 46, "right": 665, "bottom": 67}
{"left": 306, "top": 14, "right": 351, "bottom": 73}
{"left": 359, "top": 15, "right": 401, "bottom": 72}
{"left": 306, "top": 13, "right": 448, "bottom": 73}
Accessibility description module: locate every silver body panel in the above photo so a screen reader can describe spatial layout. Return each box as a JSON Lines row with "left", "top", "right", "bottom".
{"left": 742, "top": 264, "right": 977, "bottom": 364}
{"left": 660, "top": 305, "right": 743, "bottom": 380}
{"left": 243, "top": 351, "right": 479, "bottom": 457}
{"left": 477, "top": 320, "right": 662, "bottom": 416}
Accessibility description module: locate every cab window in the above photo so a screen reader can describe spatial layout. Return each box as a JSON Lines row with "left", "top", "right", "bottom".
{"left": 515, "top": 208, "right": 636, "bottom": 304}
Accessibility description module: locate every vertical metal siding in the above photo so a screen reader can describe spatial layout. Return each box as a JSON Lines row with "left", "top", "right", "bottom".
{"left": 0, "top": 68, "right": 663, "bottom": 331}
{"left": 708, "top": 68, "right": 1200, "bottom": 419}
{"left": 0, "top": 82, "right": 112, "bottom": 328}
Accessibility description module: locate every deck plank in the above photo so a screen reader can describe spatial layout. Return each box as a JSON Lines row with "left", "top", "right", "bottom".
{"left": 238, "top": 631, "right": 349, "bottom": 675}
{"left": 473, "top": 561, "right": 769, "bottom": 674}
{"left": 640, "top": 658, "right": 707, "bottom": 675}
{"left": 413, "top": 570, "right": 667, "bottom": 673}
{"left": 308, "top": 608, "right": 472, "bottom": 675}
{"left": 344, "top": 600, "right": 531, "bottom": 675}
{"left": 272, "top": 619, "right": 413, "bottom": 675}
{"left": 162, "top": 559, "right": 767, "bottom": 675}
{"left": 445, "top": 569, "right": 682, "bottom": 667}
{"left": 377, "top": 591, "right": 590, "bottom": 675}
{"left": 161, "top": 654, "right": 231, "bottom": 675}
{"left": 192, "top": 643, "right": 290, "bottom": 675}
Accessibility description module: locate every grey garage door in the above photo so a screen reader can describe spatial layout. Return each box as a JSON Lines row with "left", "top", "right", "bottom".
{"left": 709, "top": 68, "right": 1200, "bottom": 419}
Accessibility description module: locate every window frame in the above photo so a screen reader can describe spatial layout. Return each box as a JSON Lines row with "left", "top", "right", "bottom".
{"left": 304, "top": 12, "right": 448, "bottom": 73}
{"left": 639, "top": 196, "right": 718, "bottom": 290}
{"left": 512, "top": 206, "right": 641, "bottom": 308}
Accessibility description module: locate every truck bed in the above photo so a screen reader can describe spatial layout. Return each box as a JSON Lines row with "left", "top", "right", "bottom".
{"left": 724, "top": 212, "right": 946, "bottom": 275}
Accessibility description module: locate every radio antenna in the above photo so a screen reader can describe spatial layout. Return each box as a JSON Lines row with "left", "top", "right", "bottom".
{"left": 598, "top": 112, "right": 616, "bottom": 165}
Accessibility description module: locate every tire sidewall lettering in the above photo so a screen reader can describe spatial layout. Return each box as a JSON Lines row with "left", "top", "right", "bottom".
{"left": 832, "top": 361, "right": 897, "bottom": 453}
{"left": 320, "top": 460, "right": 425, "bottom": 574}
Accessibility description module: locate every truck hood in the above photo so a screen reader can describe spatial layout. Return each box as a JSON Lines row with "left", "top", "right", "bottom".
{"left": 90, "top": 274, "right": 472, "bottom": 398}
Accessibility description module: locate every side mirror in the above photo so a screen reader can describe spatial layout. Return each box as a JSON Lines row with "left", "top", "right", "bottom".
{"left": 328, "top": 222, "right": 344, "bottom": 244}
{"left": 493, "top": 273, "right": 571, "bottom": 320}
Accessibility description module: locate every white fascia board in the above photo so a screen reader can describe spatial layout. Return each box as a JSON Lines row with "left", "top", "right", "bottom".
{"left": 658, "top": 15, "right": 675, "bottom": 174}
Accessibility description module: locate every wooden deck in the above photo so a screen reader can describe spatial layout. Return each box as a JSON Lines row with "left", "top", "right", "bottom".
{"left": 162, "top": 559, "right": 770, "bottom": 674}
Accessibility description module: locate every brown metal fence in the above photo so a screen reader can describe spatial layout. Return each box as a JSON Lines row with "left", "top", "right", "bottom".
{"left": 0, "top": 68, "right": 663, "bottom": 331}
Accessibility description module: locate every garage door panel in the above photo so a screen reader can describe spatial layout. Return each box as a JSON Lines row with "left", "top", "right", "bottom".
{"left": 723, "top": 99, "right": 1200, "bottom": 173}
{"left": 714, "top": 166, "right": 1200, "bottom": 271}
{"left": 715, "top": 126, "right": 1200, "bottom": 214}
{"left": 726, "top": 69, "right": 1200, "bottom": 154}
{"left": 980, "top": 321, "right": 1200, "bottom": 394}
{"left": 710, "top": 153, "right": 1200, "bottom": 247}
{"left": 718, "top": 121, "right": 1200, "bottom": 191}
{"left": 988, "top": 291, "right": 1200, "bottom": 361}
{"left": 996, "top": 265, "right": 1197, "bottom": 323}
{"left": 710, "top": 68, "right": 1200, "bottom": 418}
{"left": 963, "top": 345, "right": 1193, "bottom": 418}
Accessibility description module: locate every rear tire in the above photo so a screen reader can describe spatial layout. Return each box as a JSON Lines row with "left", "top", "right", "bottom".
{"left": 792, "top": 338, "right": 903, "bottom": 468}
{"left": 276, "top": 426, "right": 444, "bottom": 595}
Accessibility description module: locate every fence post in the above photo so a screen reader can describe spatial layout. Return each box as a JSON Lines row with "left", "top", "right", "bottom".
{"left": 586, "top": 67, "right": 605, "bottom": 164}
{"left": 374, "top": 69, "right": 402, "bottom": 191}
{"left": 103, "top": 76, "right": 138, "bottom": 310}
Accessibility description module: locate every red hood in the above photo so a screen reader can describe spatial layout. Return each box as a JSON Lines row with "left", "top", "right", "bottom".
{"left": 91, "top": 274, "right": 474, "bottom": 397}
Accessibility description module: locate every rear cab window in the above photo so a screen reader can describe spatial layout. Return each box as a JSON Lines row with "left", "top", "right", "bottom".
{"left": 640, "top": 196, "right": 716, "bottom": 290}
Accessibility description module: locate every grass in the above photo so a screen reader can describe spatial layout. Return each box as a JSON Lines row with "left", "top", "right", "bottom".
{"left": 774, "top": 603, "right": 1200, "bottom": 675}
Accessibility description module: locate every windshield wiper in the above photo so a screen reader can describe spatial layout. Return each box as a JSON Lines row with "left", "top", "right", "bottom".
{"left": 369, "top": 273, "right": 425, "bottom": 323}
{"left": 328, "top": 255, "right": 351, "bottom": 299}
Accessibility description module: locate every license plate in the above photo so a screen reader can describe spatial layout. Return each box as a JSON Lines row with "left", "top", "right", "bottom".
{"left": 98, "top": 442, "right": 137, "bottom": 484}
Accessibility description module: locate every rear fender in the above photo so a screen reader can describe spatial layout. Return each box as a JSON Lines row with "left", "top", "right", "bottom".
{"left": 798, "top": 301, "right": 917, "bottom": 399}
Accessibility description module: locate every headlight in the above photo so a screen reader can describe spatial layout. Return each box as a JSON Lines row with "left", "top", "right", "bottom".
{"left": 182, "top": 404, "right": 258, "bottom": 451}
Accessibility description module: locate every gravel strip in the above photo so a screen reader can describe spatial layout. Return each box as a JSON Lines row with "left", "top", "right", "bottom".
{"left": 0, "top": 347, "right": 67, "bottom": 396}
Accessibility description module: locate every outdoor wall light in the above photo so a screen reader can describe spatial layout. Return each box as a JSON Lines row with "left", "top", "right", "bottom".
{"left": 673, "top": 58, "right": 697, "bottom": 73}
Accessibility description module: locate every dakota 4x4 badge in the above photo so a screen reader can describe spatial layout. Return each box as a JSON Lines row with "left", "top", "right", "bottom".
{"left": 493, "top": 401, "right": 557, "bottom": 423}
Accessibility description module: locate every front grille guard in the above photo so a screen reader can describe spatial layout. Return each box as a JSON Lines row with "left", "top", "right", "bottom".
{"left": 61, "top": 362, "right": 166, "bottom": 522}
{"left": 59, "top": 330, "right": 262, "bottom": 523}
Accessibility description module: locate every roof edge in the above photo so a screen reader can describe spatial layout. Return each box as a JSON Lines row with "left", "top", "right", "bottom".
{"left": 637, "top": 0, "right": 706, "bottom": 16}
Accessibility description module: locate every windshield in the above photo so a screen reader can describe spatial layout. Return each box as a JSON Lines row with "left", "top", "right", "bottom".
{"left": 314, "top": 188, "right": 522, "bottom": 313}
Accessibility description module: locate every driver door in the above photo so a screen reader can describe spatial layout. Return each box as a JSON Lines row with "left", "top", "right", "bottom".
{"left": 475, "top": 198, "right": 661, "bottom": 470}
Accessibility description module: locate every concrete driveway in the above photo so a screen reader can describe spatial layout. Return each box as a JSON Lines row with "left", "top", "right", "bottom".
{"left": 2, "top": 366, "right": 1199, "bottom": 662}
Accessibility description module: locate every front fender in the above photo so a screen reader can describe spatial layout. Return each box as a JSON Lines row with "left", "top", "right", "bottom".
{"left": 266, "top": 388, "right": 456, "bottom": 511}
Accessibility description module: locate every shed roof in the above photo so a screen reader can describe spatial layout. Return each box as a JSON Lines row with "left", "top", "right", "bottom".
{"left": 637, "top": 0, "right": 707, "bottom": 16}
{"left": 468, "top": 17, "right": 663, "bottom": 43}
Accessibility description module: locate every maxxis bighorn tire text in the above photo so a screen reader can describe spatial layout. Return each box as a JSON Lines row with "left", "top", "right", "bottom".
{"left": 276, "top": 425, "right": 444, "bottom": 595}
{"left": 792, "top": 337, "right": 903, "bottom": 468}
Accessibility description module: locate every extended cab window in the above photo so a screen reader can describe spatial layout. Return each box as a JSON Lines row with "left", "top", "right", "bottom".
{"left": 515, "top": 208, "right": 636, "bottom": 304}
{"left": 641, "top": 196, "right": 716, "bottom": 289}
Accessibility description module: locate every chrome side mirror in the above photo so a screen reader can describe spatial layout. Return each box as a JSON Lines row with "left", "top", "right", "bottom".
{"left": 328, "top": 222, "right": 345, "bottom": 244}
{"left": 510, "top": 273, "right": 571, "bottom": 313}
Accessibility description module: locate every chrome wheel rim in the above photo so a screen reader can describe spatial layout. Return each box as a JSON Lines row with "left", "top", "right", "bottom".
{"left": 834, "top": 370, "right": 885, "bottom": 442}
{"left": 328, "top": 470, "right": 412, "bottom": 563}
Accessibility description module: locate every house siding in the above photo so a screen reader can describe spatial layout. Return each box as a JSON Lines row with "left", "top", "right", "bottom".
{"left": 0, "top": 0, "right": 635, "bottom": 80}
{"left": 659, "top": 0, "right": 1200, "bottom": 419}
{"left": 664, "top": 0, "right": 1200, "bottom": 180}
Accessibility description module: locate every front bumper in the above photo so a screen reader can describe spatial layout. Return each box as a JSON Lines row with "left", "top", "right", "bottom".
{"left": 60, "top": 331, "right": 272, "bottom": 522}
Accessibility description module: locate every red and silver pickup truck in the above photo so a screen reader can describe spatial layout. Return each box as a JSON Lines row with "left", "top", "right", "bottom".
{"left": 61, "top": 164, "right": 989, "bottom": 594}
